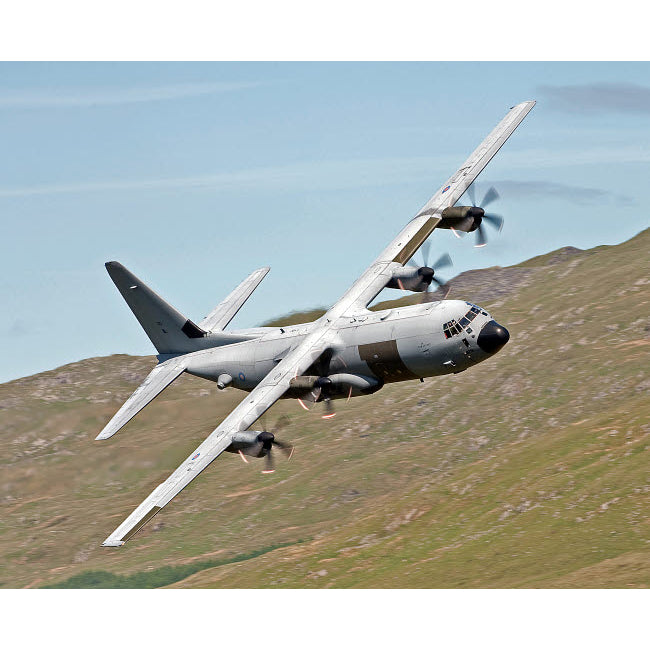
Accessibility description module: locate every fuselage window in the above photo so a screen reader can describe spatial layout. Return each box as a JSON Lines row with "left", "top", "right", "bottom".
{"left": 443, "top": 319, "right": 461, "bottom": 338}
{"left": 445, "top": 309, "right": 482, "bottom": 338}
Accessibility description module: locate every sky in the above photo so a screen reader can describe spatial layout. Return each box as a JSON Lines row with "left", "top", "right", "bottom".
{"left": 1, "top": 61, "right": 649, "bottom": 382}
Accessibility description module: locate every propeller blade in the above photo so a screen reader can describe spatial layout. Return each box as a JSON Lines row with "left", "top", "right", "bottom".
{"left": 480, "top": 186, "right": 500, "bottom": 209}
{"left": 270, "top": 414, "right": 291, "bottom": 433}
{"left": 483, "top": 212, "right": 504, "bottom": 232}
{"left": 420, "top": 240, "right": 431, "bottom": 268}
{"left": 262, "top": 449, "right": 275, "bottom": 474}
{"left": 322, "top": 398, "right": 336, "bottom": 419}
{"left": 309, "top": 385, "right": 322, "bottom": 404}
{"left": 474, "top": 225, "right": 488, "bottom": 248}
{"left": 273, "top": 439, "right": 294, "bottom": 460}
{"left": 467, "top": 183, "right": 476, "bottom": 206}
{"left": 432, "top": 252, "right": 452, "bottom": 271}
{"left": 423, "top": 279, "right": 450, "bottom": 301}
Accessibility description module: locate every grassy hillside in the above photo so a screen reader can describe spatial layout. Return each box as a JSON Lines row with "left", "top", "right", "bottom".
{"left": 1, "top": 229, "right": 648, "bottom": 588}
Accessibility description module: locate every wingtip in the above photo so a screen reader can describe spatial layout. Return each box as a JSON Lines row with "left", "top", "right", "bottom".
{"left": 101, "top": 539, "right": 125, "bottom": 548}
{"left": 95, "top": 427, "right": 115, "bottom": 441}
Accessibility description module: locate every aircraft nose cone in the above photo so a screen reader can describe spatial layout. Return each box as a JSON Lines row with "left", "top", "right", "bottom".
{"left": 477, "top": 320, "right": 510, "bottom": 354}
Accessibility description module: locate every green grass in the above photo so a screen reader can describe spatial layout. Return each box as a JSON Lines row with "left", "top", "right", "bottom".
{"left": 41, "top": 540, "right": 302, "bottom": 588}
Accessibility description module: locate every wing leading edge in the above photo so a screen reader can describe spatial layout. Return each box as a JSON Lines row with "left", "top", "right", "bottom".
{"left": 100, "top": 101, "right": 535, "bottom": 546}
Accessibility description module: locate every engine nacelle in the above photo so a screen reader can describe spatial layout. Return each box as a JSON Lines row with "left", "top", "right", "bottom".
{"left": 437, "top": 206, "right": 484, "bottom": 233}
{"left": 385, "top": 266, "right": 433, "bottom": 292}
{"left": 287, "top": 373, "right": 382, "bottom": 401}
{"left": 225, "top": 430, "right": 266, "bottom": 456}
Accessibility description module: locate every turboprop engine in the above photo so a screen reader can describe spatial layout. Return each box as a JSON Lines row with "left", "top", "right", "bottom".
{"left": 287, "top": 373, "right": 383, "bottom": 418}
{"left": 225, "top": 429, "right": 294, "bottom": 473}
{"left": 386, "top": 242, "right": 452, "bottom": 295}
{"left": 437, "top": 205, "right": 485, "bottom": 233}
{"left": 437, "top": 186, "right": 504, "bottom": 247}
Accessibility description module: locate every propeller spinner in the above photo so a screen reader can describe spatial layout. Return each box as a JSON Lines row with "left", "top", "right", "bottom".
{"left": 252, "top": 415, "right": 294, "bottom": 474}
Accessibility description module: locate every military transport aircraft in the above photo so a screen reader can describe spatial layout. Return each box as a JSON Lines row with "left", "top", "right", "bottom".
{"left": 97, "top": 100, "right": 535, "bottom": 546}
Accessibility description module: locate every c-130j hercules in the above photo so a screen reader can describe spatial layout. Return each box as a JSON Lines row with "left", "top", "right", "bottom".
{"left": 97, "top": 101, "right": 535, "bottom": 546}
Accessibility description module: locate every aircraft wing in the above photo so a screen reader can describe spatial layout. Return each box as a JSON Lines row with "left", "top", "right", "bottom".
{"left": 101, "top": 326, "right": 336, "bottom": 546}
{"left": 199, "top": 267, "right": 270, "bottom": 332}
{"left": 327, "top": 100, "right": 536, "bottom": 315}
{"left": 100, "top": 101, "right": 534, "bottom": 546}
{"left": 96, "top": 358, "right": 186, "bottom": 441}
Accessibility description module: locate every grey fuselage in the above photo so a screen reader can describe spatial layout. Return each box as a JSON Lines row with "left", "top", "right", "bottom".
{"left": 177, "top": 299, "right": 507, "bottom": 397}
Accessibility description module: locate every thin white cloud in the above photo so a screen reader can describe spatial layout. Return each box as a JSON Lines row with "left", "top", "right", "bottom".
{"left": 539, "top": 82, "right": 650, "bottom": 114}
{"left": 0, "top": 81, "right": 263, "bottom": 109}
{"left": 0, "top": 144, "right": 647, "bottom": 199}
{"left": 0, "top": 157, "right": 439, "bottom": 198}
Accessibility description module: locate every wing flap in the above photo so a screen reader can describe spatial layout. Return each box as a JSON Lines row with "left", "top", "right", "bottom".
{"left": 96, "top": 359, "right": 186, "bottom": 441}
{"left": 199, "top": 267, "right": 270, "bottom": 332}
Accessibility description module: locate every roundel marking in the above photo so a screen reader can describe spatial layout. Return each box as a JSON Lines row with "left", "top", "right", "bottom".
{"left": 238, "top": 372, "right": 246, "bottom": 381}
{"left": 192, "top": 452, "right": 200, "bottom": 460}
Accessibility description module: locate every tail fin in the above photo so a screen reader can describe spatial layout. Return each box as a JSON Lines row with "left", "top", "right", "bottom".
{"left": 106, "top": 261, "right": 206, "bottom": 354}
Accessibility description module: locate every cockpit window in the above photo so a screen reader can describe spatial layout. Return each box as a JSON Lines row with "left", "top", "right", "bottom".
{"left": 444, "top": 306, "right": 482, "bottom": 338}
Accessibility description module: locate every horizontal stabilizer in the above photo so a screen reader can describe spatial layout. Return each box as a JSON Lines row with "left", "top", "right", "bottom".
{"left": 96, "top": 359, "right": 186, "bottom": 440}
{"left": 199, "top": 267, "right": 270, "bottom": 332}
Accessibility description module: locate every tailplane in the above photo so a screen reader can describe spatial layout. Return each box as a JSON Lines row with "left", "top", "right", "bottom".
{"left": 96, "top": 358, "right": 186, "bottom": 440}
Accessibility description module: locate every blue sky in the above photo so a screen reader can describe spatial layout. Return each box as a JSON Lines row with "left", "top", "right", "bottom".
{"left": 1, "top": 62, "right": 649, "bottom": 382}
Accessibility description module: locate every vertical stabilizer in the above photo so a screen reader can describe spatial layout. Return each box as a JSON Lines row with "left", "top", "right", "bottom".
{"left": 106, "top": 261, "right": 206, "bottom": 354}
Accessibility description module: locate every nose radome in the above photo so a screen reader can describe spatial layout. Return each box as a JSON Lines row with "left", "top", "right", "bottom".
{"left": 477, "top": 320, "right": 510, "bottom": 354}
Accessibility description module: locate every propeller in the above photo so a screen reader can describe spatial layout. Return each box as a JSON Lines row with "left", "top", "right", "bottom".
{"left": 296, "top": 348, "right": 348, "bottom": 419}
{"left": 254, "top": 414, "right": 295, "bottom": 474}
{"left": 313, "top": 377, "right": 336, "bottom": 419}
{"left": 408, "top": 240, "right": 453, "bottom": 301}
{"left": 466, "top": 185, "right": 504, "bottom": 248}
